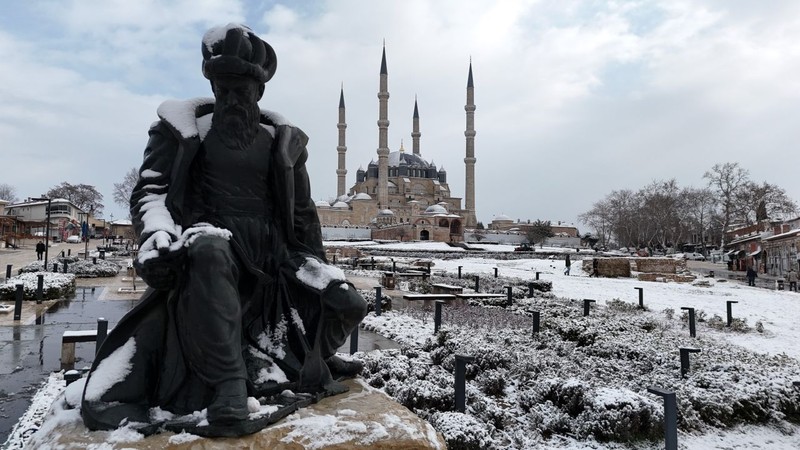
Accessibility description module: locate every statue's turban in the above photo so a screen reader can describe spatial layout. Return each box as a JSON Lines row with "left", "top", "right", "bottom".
{"left": 202, "top": 24, "right": 276, "bottom": 84}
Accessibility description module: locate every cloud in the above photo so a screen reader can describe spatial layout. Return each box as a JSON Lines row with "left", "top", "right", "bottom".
{"left": 0, "top": 0, "right": 798, "bottom": 229}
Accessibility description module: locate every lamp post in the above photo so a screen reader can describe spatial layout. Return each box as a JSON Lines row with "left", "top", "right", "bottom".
{"left": 31, "top": 197, "right": 52, "bottom": 268}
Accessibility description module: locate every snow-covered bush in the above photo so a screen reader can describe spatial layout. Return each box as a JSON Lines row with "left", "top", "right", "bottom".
{"left": 0, "top": 272, "right": 76, "bottom": 300}
{"left": 360, "top": 294, "right": 800, "bottom": 448}
{"left": 357, "top": 288, "right": 392, "bottom": 313}
{"left": 19, "top": 257, "right": 120, "bottom": 278}
{"left": 429, "top": 411, "right": 492, "bottom": 450}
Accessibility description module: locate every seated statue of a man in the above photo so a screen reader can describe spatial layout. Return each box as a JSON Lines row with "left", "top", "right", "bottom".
{"left": 81, "top": 24, "right": 367, "bottom": 434}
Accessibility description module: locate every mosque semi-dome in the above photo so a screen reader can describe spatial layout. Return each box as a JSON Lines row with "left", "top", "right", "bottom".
{"left": 424, "top": 204, "right": 448, "bottom": 215}
{"left": 332, "top": 201, "right": 349, "bottom": 209}
{"left": 352, "top": 192, "right": 372, "bottom": 200}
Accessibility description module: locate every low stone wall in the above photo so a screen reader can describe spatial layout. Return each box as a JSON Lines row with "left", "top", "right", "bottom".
{"left": 581, "top": 258, "right": 631, "bottom": 278}
{"left": 634, "top": 258, "right": 682, "bottom": 274}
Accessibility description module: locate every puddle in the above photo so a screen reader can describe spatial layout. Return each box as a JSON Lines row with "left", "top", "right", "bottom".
{"left": 0, "top": 287, "right": 136, "bottom": 442}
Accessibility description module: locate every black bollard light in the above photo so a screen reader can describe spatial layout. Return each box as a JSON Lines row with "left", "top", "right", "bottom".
{"left": 52, "top": 263, "right": 58, "bottom": 273}
{"left": 454, "top": 354, "right": 475, "bottom": 413}
{"left": 63, "top": 261, "right": 69, "bottom": 273}
{"left": 36, "top": 274, "right": 44, "bottom": 304}
{"left": 535, "top": 272, "right": 540, "bottom": 280}
{"left": 532, "top": 311, "right": 540, "bottom": 335}
{"left": 13, "top": 284, "right": 24, "bottom": 321}
{"left": 5, "top": 264, "right": 11, "bottom": 280}
{"left": 634, "top": 287, "right": 644, "bottom": 309}
{"left": 528, "top": 282, "right": 535, "bottom": 298}
{"left": 647, "top": 387, "right": 678, "bottom": 450}
{"left": 505, "top": 286, "right": 513, "bottom": 305}
{"left": 332, "top": 254, "right": 336, "bottom": 264}
{"left": 349, "top": 325, "right": 359, "bottom": 355}
{"left": 474, "top": 275, "right": 480, "bottom": 293}
{"left": 374, "top": 286, "right": 382, "bottom": 316}
{"left": 370, "top": 257, "right": 375, "bottom": 270}
{"left": 61, "top": 251, "right": 65, "bottom": 257}
{"left": 583, "top": 299, "right": 596, "bottom": 317}
{"left": 680, "top": 307, "right": 696, "bottom": 338}
{"left": 494, "top": 267, "right": 498, "bottom": 278}
{"left": 726, "top": 301, "right": 738, "bottom": 327}
{"left": 458, "top": 266, "right": 462, "bottom": 279}
{"left": 67, "top": 249, "right": 71, "bottom": 256}
{"left": 679, "top": 347, "right": 701, "bottom": 378}
{"left": 434, "top": 300, "right": 445, "bottom": 334}
{"left": 392, "top": 260, "right": 396, "bottom": 273}
{"left": 64, "top": 370, "right": 81, "bottom": 386}
{"left": 96, "top": 318, "right": 109, "bottom": 354}
{"left": 92, "top": 257, "right": 97, "bottom": 264}
{"left": 99, "top": 250, "right": 105, "bottom": 260}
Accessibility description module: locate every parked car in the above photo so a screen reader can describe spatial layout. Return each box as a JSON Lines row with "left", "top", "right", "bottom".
{"left": 66, "top": 235, "right": 82, "bottom": 243}
{"left": 683, "top": 252, "right": 706, "bottom": 261}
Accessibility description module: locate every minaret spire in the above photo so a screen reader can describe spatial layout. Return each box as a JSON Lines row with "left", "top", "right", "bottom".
{"left": 464, "top": 60, "right": 477, "bottom": 227}
{"left": 377, "top": 42, "right": 390, "bottom": 208}
{"left": 412, "top": 96, "right": 421, "bottom": 156}
{"left": 336, "top": 84, "right": 348, "bottom": 197}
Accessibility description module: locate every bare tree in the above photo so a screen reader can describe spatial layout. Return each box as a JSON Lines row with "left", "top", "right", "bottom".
{"left": 735, "top": 181, "right": 797, "bottom": 225}
{"left": 526, "top": 220, "right": 554, "bottom": 247}
{"left": 113, "top": 167, "right": 140, "bottom": 215}
{"left": 703, "top": 162, "right": 749, "bottom": 247}
{"left": 46, "top": 182, "right": 104, "bottom": 217}
{"left": 0, "top": 183, "right": 19, "bottom": 203}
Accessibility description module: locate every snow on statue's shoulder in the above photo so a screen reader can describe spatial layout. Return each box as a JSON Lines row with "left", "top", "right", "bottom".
{"left": 157, "top": 97, "right": 214, "bottom": 139}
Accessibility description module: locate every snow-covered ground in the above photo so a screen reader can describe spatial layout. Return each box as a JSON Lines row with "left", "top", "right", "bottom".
{"left": 6, "top": 241, "right": 800, "bottom": 449}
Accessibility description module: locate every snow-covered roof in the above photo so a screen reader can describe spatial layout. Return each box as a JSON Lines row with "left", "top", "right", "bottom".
{"left": 493, "top": 214, "right": 512, "bottom": 222}
{"left": 352, "top": 193, "right": 372, "bottom": 201}
{"left": 386, "top": 151, "right": 434, "bottom": 168}
{"left": 315, "top": 200, "right": 331, "bottom": 208}
{"left": 424, "top": 204, "right": 448, "bottom": 215}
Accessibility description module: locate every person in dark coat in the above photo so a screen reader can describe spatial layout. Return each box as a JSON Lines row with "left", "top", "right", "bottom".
{"left": 564, "top": 254, "right": 571, "bottom": 275}
{"left": 746, "top": 266, "right": 757, "bottom": 287}
{"left": 35, "top": 241, "right": 45, "bottom": 260}
{"left": 81, "top": 24, "right": 367, "bottom": 435}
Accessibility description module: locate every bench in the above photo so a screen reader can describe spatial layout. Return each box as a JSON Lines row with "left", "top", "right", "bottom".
{"left": 395, "top": 271, "right": 429, "bottom": 281}
{"left": 431, "top": 283, "right": 464, "bottom": 295}
{"left": 455, "top": 293, "right": 507, "bottom": 300}
{"left": 62, "top": 330, "right": 99, "bottom": 367}
{"left": 402, "top": 294, "right": 456, "bottom": 301}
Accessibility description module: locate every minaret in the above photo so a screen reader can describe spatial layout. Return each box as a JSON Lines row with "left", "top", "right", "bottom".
{"left": 377, "top": 44, "right": 390, "bottom": 208}
{"left": 464, "top": 60, "right": 478, "bottom": 228}
{"left": 412, "top": 97, "right": 421, "bottom": 156}
{"left": 336, "top": 85, "right": 347, "bottom": 197}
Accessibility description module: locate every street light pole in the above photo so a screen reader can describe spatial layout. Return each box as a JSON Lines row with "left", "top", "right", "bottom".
{"left": 32, "top": 197, "right": 52, "bottom": 269}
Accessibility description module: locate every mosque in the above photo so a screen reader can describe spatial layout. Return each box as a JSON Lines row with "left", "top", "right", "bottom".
{"left": 315, "top": 46, "right": 478, "bottom": 242}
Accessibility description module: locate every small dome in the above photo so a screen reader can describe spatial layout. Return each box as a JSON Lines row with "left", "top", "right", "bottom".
{"left": 332, "top": 201, "right": 349, "bottom": 209}
{"left": 315, "top": 200, "right": 331, "bottom": 208}
{"left": 493, "top": 214, "right": 512, "bottom": 221}
{"left": 352, "top": 192, "right": 372, "bottom": 200}
{"left": 378, "top": 209, "right": 395, "bottom": 216}
{"left": 424, "top": 205, "right": 448, "bottom": 215}
{"left": 337, "top": 194, "right": 351, "bottom": 202}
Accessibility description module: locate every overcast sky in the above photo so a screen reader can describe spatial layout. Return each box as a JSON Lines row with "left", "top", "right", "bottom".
{"left": 1, "top": 1, "right": 798, "bottom": 230}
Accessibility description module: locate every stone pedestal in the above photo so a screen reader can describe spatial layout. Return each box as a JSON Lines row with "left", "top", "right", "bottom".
{"left": 29, "top": 378, "right": 446, "bottom": 449}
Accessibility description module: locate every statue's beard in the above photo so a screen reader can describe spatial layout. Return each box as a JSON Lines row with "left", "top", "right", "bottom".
{"left": 212, "top": 103, "right": 260, "bottom": 150}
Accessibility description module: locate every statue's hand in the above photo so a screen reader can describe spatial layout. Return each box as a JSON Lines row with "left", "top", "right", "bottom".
{"left": 135, "top": 230, "right": 182, "bottom": 290}
{"left": 138, "top": 261, "right": 177, "bottom": 290}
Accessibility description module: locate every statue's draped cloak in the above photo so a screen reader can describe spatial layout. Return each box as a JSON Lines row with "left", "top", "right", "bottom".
{"left": 81, "top": 99, "right": 333, "bottom": 428}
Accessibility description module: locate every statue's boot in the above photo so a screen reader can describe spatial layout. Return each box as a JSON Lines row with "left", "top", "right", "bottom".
{"left": 325, "top": 355, "right": 364, "bottom": 378}
{"left": 207, "top": 379, "right": 250, "bottom": 424}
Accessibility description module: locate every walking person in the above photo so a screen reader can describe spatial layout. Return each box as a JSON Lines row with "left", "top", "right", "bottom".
{"left": 787, "top": 268, "right": 798, "bottom": 292}
{"left": 35, "top": 240, "right": 45, "bottom": 260}
{"left": 564, "top": 254, "right": 572, "bottom": 275}
{"left": 746, "top": 266, "right": 757, "bottom": 287}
